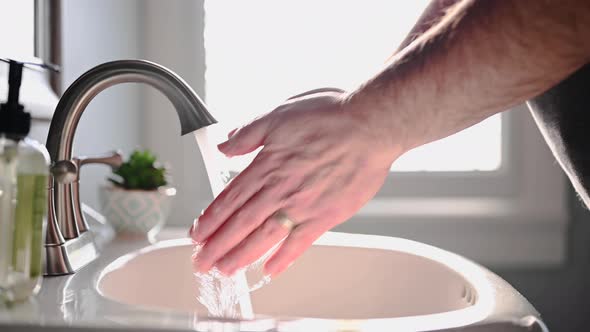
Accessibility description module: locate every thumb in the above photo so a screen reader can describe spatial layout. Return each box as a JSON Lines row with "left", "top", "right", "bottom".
{"left": 218, "top": 117, "right": 271, "bottom": 156}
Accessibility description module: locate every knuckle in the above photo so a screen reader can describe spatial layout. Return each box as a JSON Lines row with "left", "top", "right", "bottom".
{"left": 223, "top": 256, "right": 240, "bottom": 270}
{"left": 261, "top": 216, "right": 283, "bottom": 235}
{"left": 281, "top": 243, "right": 302, "bottom": 260}
{"left": 260, "top": 221, "right": 279, "bottom": 237}
{"left": 225, "top": 188, "right": 241, "bottom": 202}
{"left": 287, "top": 229, "right": 307, "bottom": 243}
{"left": 234, "top": 208, "right": 251, "bottom": 222}
{"left": 291, "top": 228, "right": 317, "bottom": 247}
{"left": 283, "top": 178, "right": 315, "bottom": 207}
{"left": 263, "top": 173, "right": 285, "bottom": 191}
{"left": 288, "top": 187, "right": 312, "bottom": 206}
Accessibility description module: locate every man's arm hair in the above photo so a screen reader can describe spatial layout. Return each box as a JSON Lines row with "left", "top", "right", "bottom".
{"left": 346, "top": 0, "right": 590, "bottom": 152}
{"left": 393, "top": 0, "right": 461, "bottom": 55}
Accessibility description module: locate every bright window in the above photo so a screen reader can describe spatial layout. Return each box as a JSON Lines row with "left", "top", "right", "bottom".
{"left": 204, "top": 0, "right": 502, "bottom": 172}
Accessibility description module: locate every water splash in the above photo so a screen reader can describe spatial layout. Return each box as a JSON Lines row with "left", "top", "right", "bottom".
{"left": 192, "top": 126, "right": 271, "bottom": 319}
{"left": 192, "top": 249, "right": 249, "bottom": 318}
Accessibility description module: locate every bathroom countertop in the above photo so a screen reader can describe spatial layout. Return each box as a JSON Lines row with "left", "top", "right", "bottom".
{"left": 0, "top": 227, "right": 548, "bottom": 332}
{"left": 0, "top": 227, "right": 229, "bottom": 332}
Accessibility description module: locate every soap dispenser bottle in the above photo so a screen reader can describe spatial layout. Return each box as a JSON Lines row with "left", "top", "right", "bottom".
{"left": 0, "top": 59, "right": 50, "bottom": 304}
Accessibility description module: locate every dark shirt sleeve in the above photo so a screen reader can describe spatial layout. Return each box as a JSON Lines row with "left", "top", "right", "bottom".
{"left": 527, "top": 63, "right": 590, "bottom": 208}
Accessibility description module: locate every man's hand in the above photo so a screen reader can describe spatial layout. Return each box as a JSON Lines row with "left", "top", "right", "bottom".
{"left": 189, "top": 90, "right": 400, "bottom": 276}
{"left": 189, "top": 0, "right": 590, "bottom": 278}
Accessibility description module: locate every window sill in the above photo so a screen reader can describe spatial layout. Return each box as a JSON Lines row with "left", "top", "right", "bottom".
{"left": 336, "top": 194, "right": 568, "bottom": 269}
{"left": 355, "top": 196, "right": 566, "bottom": 224}
{"left": 335, "top": 217, "right": 566, "bottom": 269}
{"left": 333, "top": 106, "right": 570, "bottom": 269}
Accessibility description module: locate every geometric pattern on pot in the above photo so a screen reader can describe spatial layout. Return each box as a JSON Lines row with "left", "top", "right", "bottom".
{"left": 99, "top": 186, "right": 174, "bottom": 235}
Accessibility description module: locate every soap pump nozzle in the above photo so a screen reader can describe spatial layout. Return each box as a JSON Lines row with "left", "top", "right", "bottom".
{"left": 0, "top": 59, "right": 30, "bottom": 140}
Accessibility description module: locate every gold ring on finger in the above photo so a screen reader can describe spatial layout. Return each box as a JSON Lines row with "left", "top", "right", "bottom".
{"left": 272, "top": 210, "right": 297, "bottom": 233}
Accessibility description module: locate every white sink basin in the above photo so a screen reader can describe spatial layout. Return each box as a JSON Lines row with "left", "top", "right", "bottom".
{"left": 97, "top": 232, "right": 539, "bottom": 331}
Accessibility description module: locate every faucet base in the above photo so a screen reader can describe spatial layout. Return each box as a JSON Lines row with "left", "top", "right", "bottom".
{"left": 44, "top": 231, "right": 99, "bottom": 276}
{"left": 44, "top": 204, "right": 114, "bottom": 276}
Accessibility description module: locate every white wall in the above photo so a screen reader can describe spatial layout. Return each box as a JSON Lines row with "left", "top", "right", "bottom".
{"left": 139, "top": 0, "right": 212, "bottom": 227}
{"left": 61, "top": 0, "right": 143, "bottom": 210}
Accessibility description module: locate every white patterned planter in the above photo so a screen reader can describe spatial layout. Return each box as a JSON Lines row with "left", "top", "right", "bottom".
{"left": 99, "top": 185, "right": 176, "bottom": 239}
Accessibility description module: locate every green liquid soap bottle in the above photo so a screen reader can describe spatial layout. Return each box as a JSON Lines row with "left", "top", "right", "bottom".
{"left": 0, "top": 60, "right": 50, "bottom": 304}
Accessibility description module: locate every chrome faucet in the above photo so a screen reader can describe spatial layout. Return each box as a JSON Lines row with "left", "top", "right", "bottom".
{"left": 44, "top": 60, "right": 216, "bottom": 275}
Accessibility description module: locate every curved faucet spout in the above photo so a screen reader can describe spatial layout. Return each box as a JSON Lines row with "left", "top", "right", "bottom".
{"left": 47, "top": 59, "right": 216, "bottom": 162}
{"left": 44, "top": 60, "right": 216, "bottom": 275}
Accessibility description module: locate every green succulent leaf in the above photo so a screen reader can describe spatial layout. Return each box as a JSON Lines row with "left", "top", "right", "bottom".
{"left": 110, "top": 149, "right": 168, "bottom": 190}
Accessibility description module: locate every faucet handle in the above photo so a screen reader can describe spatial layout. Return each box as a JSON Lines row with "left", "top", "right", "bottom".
{"left": 50, "top": 151, "right": 123, "bottom": 184}
{"left": 74, "top": 150, "right": 123, "bottom": 170}
{"left": 69, "top": 151, "right": 123, "bottom": 234}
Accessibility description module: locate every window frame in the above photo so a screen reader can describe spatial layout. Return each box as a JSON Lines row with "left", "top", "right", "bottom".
{"left": 339, "top": 104, "right": 569, "bottom": 267}
{"left": 379, "top": 113, "right": 514, "bottom": 198}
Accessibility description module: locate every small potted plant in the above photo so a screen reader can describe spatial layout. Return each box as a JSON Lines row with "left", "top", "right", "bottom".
{"left": 99, "top": 150, "right": 176, "bottom": 241}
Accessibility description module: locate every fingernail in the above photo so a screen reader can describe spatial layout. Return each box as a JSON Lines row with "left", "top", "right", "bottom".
{"left": 263, "top": 261, "right": 277, "bottom": 277}
{"left": 264, "top": 261, "right": 293, "bottom": 277}
{"left": 193, "top": 220, "right": 210, "bottom": 244}
{"left": 193, "top": 259, "right": 209, "bottom": 273}
{"left": 194, "top": 233, "right": 206, "bottom": 244}
{"left": 187, "top": 224, "right": 194, "bottom": 237}
{"left": 217, "top": 140, "right": 231, "bottom": 152}
{"left": 190, "top": 219, "right": 202, "bottom": 242}
{"left": 228, "top": 128, "right": 238, "bottom": 139}
{"left": 195, "top": 258, "right": 212, "bottom": 273}
{"left": 193, "top": 245, "right": 213, "bottom": 272}
{"left": 216, "top": 261, "right": 235, "bottom": 276}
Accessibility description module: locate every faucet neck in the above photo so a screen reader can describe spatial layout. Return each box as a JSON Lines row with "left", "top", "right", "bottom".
{"left": 46, "top": 59, "right": 216, "bottom": 162}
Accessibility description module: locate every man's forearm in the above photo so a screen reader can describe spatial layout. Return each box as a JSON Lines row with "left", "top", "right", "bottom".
{"left": 347, "top": 0, "right": 590, "bottom": 153}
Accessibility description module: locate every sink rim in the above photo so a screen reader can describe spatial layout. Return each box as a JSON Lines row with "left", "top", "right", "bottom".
{"left": 96, "top": 232, "right": 497, "bottom": 331}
